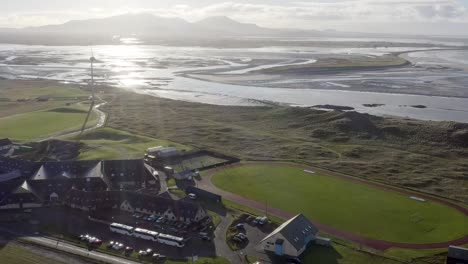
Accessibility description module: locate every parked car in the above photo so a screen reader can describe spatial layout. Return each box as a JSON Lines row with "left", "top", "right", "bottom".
{"left": 188, "top": 193, "right": 197, "bottom": 199}
{"left": 231, "top": 236, "right": 242, "bottom": 243}
{"left": 146, "top": 248, "right": 153, "bottom": 255}
{"left": 138, "top": 250, "right": 148, "bottom": 257}
{"left": 88, "top": 237, "right": 102, "bottom": 246}
{"left": 201, "top": 235, "right": 211, "bottom": 241}
{"left": 235, "top": 233, "right": 248, "bottom": 241}
{"left": 80, "top": 234, "right": 90, "bottom": 241}
{"left": 156, "top": 217, "right": 164, "bottom": 223}
{"left": 152, "top": 253, "right": 167, "bottom": 260}
{"left": 112, "top": 243, "right": 124, "bottom": 251}
{"left": 257, "top": 216, "right": 268, "bottom": 225}
{"left": 107, "top": 241, "right": 115, "bottom": 249}
{"left": 235, "top": 223, "right": 245, "bottom": 230}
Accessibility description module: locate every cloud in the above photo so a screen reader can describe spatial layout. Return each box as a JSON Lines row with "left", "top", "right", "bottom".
{"left": 1, "top": 1, "right": 467, "bottom": 35}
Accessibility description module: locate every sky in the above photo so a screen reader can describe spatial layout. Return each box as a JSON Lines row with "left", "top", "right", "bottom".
{"left": 1, "top": 0, "right": 468, "bottom": 36}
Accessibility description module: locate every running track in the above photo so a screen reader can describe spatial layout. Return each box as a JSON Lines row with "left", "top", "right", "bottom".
{"left": 198, "top": 162, "right": 468, "bottom": 251}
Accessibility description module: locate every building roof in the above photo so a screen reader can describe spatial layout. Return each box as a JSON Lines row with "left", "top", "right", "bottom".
{"left": 448, "top": 246, "right": 468, "bottom": 261}
{"left": 261, "top": 214, "right": 318, "bottom": 252}
{"left": 102, "top": 160, "right": 147, "bottom": 184}
{"left": 121, "top": 191, "right": 205, "bottom": 220}
{"left": 146, "top": 146, "right": 179, "bottom": 157}
{"left": 0, "top": 138, "right": 12, "bottom": 146}
{"left": 0, "top": 156, "right": 39, "bottom": 176}
{"left": 31, "top": 160, "right": 102, "bottom": 180}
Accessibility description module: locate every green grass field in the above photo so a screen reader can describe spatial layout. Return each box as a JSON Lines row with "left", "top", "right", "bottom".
{"left": 0, "top": 242, "right": 65, "bottom": 264}
{"left": 74, "top": 128, "right": 192, "bottom": 160}
{"left": 0, "top": 104, "right": 97, "bottom": 142}
{"left": 303, "top": 244, "right": 403, "bottom": 264}
{"left": 212, "top": 164, "right": 468, "bottom": 243}
{"left": 0, "top": 80, "right": 90, "bottom": 118}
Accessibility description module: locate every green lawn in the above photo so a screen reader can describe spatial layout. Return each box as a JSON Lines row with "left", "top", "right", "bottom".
{"left": 0, "top": 81, "right": 91, "bottom": 118}
{"left": 0, "top": 105, "right": 97, "bottom": 142}
{"left": 74, "top": 127, "right": 192, "bottom": 160}
{"left": 212, "top": 164, "right": 468, "bottom": 243}
{"left": 303, "top": 244, "right": 404, "bottom": 264}
{"left": 0, "top": 242, "right": 65, "bottom": 264}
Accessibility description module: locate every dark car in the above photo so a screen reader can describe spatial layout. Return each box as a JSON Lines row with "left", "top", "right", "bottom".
{"left": 201, "top": 235, "right": 212, "bottom": 241}
{"left": 235, "top": 223, "right": 245, "bottom": 230}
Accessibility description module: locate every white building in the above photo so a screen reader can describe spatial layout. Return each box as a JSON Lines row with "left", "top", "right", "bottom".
{"left": 146, "top": 146, "right": 179, "bottom": 159}
{"left": 260, "top": 214, "right": 318, "bottom": 257}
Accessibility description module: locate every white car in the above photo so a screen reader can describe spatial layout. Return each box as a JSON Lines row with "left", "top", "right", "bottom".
{"left": 112, "top": 243, "right": 124, "bottom": 251}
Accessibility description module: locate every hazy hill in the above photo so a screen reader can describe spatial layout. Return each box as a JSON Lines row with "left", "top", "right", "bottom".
{"left": 20, "top": 13, "right": 288, "bottom": 38}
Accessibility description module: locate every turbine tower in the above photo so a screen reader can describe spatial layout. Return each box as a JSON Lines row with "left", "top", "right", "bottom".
{"left": 77, "top": 53, "right": 97, "bottom": 140}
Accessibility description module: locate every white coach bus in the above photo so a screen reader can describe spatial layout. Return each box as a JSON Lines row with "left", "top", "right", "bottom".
{"left": 158, "top": 233, "right": 186, "bottom": 248}
{"left": 109, "top": 223, "right": 134, "bottom": 235}
{"left": 133, "top": 228, "right": 159, "bottom": 242}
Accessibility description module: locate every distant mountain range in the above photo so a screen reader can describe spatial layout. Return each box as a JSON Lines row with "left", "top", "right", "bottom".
{"left": 0, "top": 13, "right": 322, "bottom": 39}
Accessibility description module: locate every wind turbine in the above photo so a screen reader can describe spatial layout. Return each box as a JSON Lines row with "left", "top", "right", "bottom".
{"left": 77, "top": 51, "right": 98, "bottom": 141}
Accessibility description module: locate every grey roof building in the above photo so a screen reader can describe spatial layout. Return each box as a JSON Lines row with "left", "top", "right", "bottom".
{"left": 447, "top": 246, "right": 468, "bottom": 264}
{"left": 260, "top": 214, "right": 318, "bottom": 257}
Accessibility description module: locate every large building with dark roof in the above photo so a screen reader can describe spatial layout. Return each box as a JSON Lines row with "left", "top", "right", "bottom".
{"left": 260, "top": 214, "right": 318, "bottom": 257}
{"left": 0, "top": 156, "right": 208, "bottom": 223}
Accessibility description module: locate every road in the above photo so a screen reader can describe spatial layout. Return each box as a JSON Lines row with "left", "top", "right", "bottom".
{"left": 0, "top": 227, "right": 140, "bottom": 264}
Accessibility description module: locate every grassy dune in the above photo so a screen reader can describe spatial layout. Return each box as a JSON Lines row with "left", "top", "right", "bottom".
{"left": 0, "top": 105, "right": 97, "bottom": 142}
{"left": 0, "top": 80, "right": 90, "bottom": 118}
